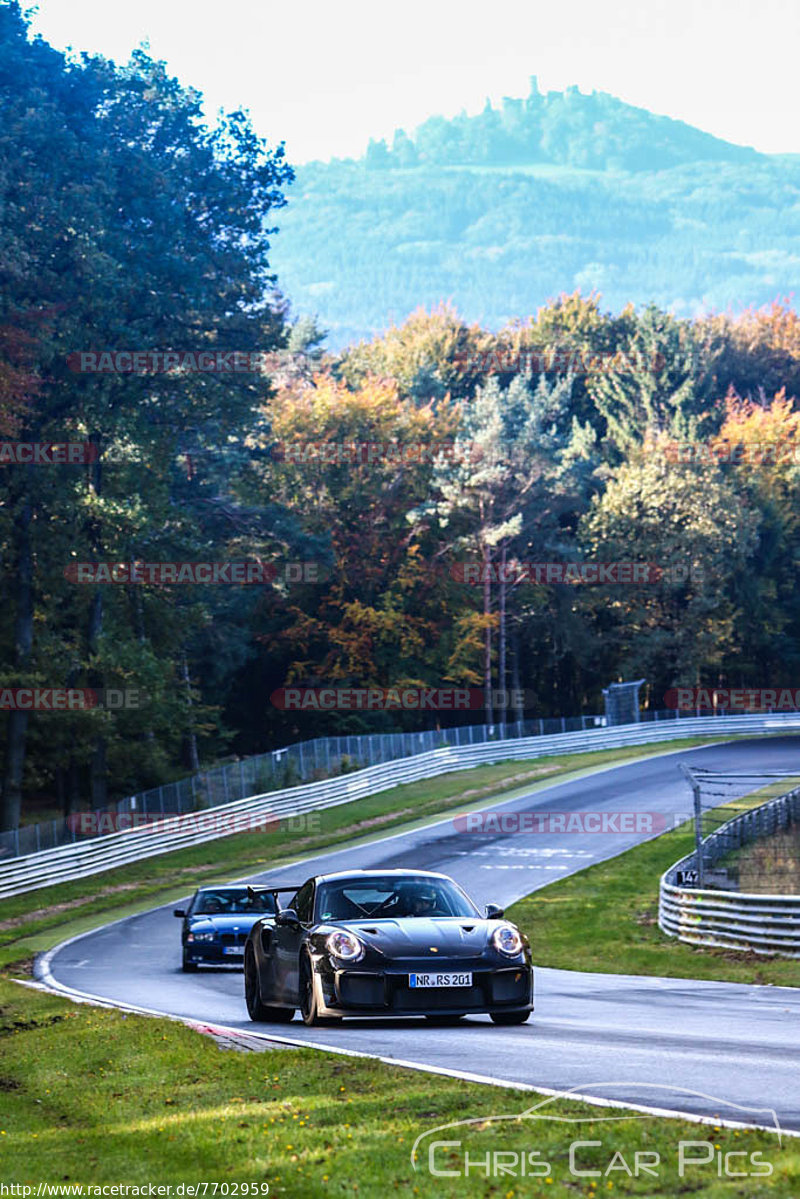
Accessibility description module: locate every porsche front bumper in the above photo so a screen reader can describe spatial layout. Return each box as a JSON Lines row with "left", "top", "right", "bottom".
{"left": 312, "top": 957, "right": 534, "bottom": 1017}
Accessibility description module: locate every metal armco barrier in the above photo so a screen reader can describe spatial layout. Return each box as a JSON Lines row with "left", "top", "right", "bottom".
{"left": 660, "top": 786, "right": 800, "bottom": 957}
{"left": 3, "top": 710, "right": 800, "bottom": 900}
{"left": 1, "top": 715, "right": 610, "bottom": 860}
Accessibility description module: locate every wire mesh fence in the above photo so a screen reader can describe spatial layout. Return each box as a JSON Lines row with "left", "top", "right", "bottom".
{"left": 701, "top": 782, "right": 800, "bottom": 892}
{"left": 2, "top": 703, "right": 794, "bottom": 860}
{"left": 660, "top": 783, "right": 800, "bottom": 955}
{"left": 671, "top": 773, "right": 800, "bottom": 891}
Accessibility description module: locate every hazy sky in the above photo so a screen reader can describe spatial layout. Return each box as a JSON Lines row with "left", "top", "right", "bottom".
{"left": 27, "top": 0, "right": 800, "bottom": 163}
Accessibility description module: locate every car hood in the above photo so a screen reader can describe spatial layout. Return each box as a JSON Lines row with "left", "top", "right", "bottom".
{"left": 337, "top": 917, "right": 493, "bottom": 959}
{"left": 188, "top": 914, "right": 272, "bottom": 933}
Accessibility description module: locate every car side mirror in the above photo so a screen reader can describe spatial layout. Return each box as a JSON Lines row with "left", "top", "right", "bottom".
{"left": 276, "top": 907, "right": 300, "bottom": 927}
{"left": 485, "top": 903, "right": 504, "bottom": 919}
{"left": 173, "top": 909, "right": 186, "bottom": 918}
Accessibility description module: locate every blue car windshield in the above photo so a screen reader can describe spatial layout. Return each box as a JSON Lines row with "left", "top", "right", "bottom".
{"left": 193, "top": 889, "right": 276, "bottom": 916}
{"left": 316, "top": 876, "right": 480, "bottom": 921}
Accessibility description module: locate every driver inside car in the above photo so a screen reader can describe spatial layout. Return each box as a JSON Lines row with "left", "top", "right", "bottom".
{"left": 408, "top": 889, "right": 440, "bottom": 916}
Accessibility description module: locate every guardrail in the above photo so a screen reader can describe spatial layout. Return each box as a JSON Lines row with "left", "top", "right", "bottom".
{"left": 3, "top": 710, "right": 800, "bottom": 900}
{"left": 659, "top": 786, "right": 800, "bottom": 957}
{"left": 1, "top": 715, "right": 611, "bottom": 860}
{"left": 7, "top": 704, "right": 781, "bottom": 861}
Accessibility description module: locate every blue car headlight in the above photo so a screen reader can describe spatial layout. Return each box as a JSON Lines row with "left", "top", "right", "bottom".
{"left": 491, "top": 925, "right": 523, "bottom": 956}
{"left": 188, "top": 931, "right": 216, "bottom": 943}
{"left": 326, "top": 930, "right": 364, "bottom": 962}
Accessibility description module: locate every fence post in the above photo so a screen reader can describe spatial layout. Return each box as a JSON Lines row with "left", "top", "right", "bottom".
{"left": 681, "top": 765, "right": 705, "bottom": 888}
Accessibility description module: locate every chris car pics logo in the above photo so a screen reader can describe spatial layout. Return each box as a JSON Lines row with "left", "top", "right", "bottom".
{"left": 412, "top": 1084, "right": 780, "bottom": 1183}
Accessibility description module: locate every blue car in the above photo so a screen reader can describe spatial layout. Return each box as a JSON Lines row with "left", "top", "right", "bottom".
{"left": 174, "top": 885, "right": 277, "bottom": 971}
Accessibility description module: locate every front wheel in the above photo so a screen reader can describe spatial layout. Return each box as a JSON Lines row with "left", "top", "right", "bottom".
{"left": 299, "top": 952, "right": 338, "bottom": 1027}
{"left": 490, "top": 1009, "right": 531, "bottom": 1026}
{"left": 182, "top": 952, "right": 198, "bottom": 973}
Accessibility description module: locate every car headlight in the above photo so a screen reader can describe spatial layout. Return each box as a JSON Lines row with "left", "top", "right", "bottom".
{"left": 188, "top": 931, "right": 216, "bottom": 943}
{"left": 326, "top": 930, "right": 364, "bottom": 962}
{"left": 492, "top": 925, "right": 523, "bottom": 956}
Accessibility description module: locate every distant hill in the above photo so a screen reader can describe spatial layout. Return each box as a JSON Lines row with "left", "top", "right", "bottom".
{"left": 269, "top": 82, "right": 800, "bottom": 347}
{"left": 362, "top": 78, "right": 763, "bottom": 172}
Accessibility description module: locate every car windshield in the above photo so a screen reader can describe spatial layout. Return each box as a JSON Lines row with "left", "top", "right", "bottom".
{"left": 193, "top": 888, "right": 276, "bottom": 916}
{"left": 316, "top": 876, "right": 480, "bottom": 921}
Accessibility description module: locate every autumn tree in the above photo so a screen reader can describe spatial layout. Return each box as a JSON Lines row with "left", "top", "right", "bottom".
{"left": 251, "top": 371, "right": 461, "bottom": 740}
{"left": 588, "top": 305, "right": 717, "bottom": 456}
{"left": 339, "top": 304, "right": 494, "bottom": 403}
{"left": 0, "top": 5, "right": 293, "bottom": 829}
{"left": 579, "top": 451, "right": 759, "bottom": 699}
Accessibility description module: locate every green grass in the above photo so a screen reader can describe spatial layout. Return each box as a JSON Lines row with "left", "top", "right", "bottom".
{"left": 0, "top": 978, "right": 796, "bottom": 1196}
{"left": 508, "top": 786, "right": 800, "bottom": 987}
{"left": 0, "top": 736, "right": 725, "bottom": 973}
{"left": 718, "top": 826, "right": 800, "bottom": 895}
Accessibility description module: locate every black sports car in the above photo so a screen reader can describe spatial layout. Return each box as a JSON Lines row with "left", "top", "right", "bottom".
{"left": 243, "top": 869, "right": 533, "bottom": 1025}
{"left": 174, "top": 885, "right": 277, "bottom": 971}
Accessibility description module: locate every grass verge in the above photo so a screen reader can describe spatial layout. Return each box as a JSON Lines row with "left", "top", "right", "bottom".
{"left": 508, "top": 785, "right": 800, "bottom": 987}
{"left": 718, "top": 826, "right": 800, "bottom": 894}
{"left": 0, "top": 977, "right": 796, "bottom": 1196}
{"left": 1, "top": 736, "right": 725, "bottom": 974}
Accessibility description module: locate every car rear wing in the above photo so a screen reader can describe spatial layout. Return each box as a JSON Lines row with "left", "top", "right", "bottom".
{"left": 247, "top": 884, "right": 304, "bottom": 912}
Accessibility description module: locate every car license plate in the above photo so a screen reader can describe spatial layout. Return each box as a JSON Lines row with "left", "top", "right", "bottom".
{"left": 222, "top": 946, "right": 242, "bottom": 955}
{"left": 409, "top": 972, "right": 472, "bottom": 988}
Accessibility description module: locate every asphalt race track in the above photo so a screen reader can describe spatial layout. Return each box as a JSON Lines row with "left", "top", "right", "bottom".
{"left": 42, "top": 737, "right": 800, "bottom": 1133}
